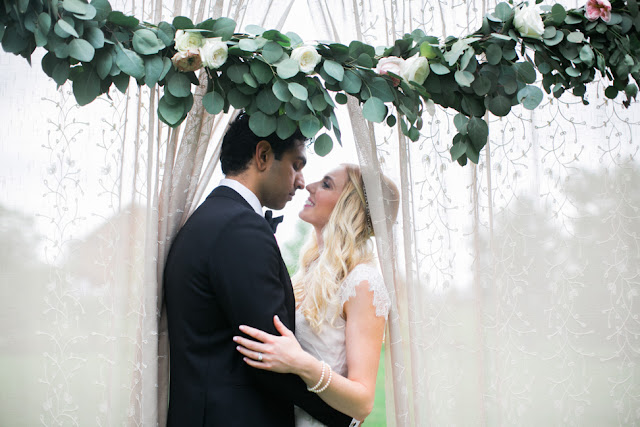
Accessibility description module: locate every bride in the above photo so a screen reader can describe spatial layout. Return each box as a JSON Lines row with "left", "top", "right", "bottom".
{"left": 234, "top": 163, "right": 399, "bottom": 425}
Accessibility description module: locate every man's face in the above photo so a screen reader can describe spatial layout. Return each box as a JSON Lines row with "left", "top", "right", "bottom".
{"left": 261, "top": 140, "right": 307, "bottom": 210}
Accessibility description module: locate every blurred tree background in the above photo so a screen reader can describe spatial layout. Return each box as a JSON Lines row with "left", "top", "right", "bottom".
{"left": 472, "top": 164, "right": 640, "bottom": 425}
{"left": 282, "top": 219, "right": 312, "bottom": 277}
{"left": 0, "top": 205, "right": 48, "bottom": 353}
{"left": 0, "top": 205, "right": 49, "bottom": 424}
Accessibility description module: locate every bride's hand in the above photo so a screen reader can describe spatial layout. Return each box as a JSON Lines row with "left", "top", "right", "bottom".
{"left": 234, "top": 315, "right": 309, "bottom": 374}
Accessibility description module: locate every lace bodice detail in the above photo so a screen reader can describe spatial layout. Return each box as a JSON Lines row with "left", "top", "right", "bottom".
{"left": 340, "top": 263, "right": 390, "bottom": 318}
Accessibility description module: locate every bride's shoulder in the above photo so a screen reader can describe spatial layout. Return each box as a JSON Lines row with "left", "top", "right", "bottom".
{"left": 345, "top": 263, "right": 382, "bottom": 283}
{"left": 340, "top": 263, "right": 390, "bottom": 318}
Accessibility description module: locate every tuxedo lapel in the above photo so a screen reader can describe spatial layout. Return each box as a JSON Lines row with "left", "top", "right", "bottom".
{"left": 277, "top": 252, "right": 296, "bottom": 332}
{"left": 209, "top": 185, "right": 296, "bottom": 327}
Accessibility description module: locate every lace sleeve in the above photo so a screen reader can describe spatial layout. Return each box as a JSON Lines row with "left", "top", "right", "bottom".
{"left": 340, "top": 263, "right": 391, "bottom": 318}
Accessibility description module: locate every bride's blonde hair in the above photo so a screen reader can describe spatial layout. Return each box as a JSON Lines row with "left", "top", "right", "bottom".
{"left": 292, "top": 164, "right": 399, "bottom": 331}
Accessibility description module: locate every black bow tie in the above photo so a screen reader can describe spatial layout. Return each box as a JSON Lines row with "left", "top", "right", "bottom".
{"left": 264, "top": 210, "right": 284, "bottom": 233}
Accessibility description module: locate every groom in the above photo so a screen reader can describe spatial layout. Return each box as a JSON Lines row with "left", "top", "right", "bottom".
{"left": 163, "top": 113, "right": 352, "bottom": 426}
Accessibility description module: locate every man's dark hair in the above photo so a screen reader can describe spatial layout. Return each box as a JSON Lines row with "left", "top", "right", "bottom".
{"left": 220, "top": 112, "right": 306, "bottom": 176}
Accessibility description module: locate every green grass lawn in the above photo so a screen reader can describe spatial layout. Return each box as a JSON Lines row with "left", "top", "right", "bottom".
{"left": 366, "top": 346, "right": 387, "bottom": 426}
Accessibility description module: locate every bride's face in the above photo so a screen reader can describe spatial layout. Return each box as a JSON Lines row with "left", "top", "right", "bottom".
{"left": 299, "top": 165, "right": 349, "bottom": 229}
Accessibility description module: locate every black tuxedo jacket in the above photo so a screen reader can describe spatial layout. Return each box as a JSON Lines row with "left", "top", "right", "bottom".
{"left": 164, "top": 186, "right": 352, "bottom": 426}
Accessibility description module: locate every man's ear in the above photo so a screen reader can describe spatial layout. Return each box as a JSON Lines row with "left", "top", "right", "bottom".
{"left": 254, "top": 140, "right": 273, "bottom": 172}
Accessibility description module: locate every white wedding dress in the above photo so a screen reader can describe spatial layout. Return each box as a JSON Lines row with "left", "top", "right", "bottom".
{"left": 294, "top": 263, "right": 391, "bottom": 427}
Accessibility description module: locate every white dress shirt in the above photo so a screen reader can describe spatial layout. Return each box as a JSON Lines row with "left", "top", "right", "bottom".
{"left": 219, "top": 178, "right": 263, "bottom": 216}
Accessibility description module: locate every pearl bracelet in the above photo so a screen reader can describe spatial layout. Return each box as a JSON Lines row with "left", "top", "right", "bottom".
{"left": 314, "top": 364, "right": 332, "bottom": 393}
{"left": 307, "top": 361, "right": 326, "bottom": 392}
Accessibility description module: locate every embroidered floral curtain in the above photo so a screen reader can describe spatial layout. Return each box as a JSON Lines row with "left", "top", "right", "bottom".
{"left": 1, "top": 1, "right": 639, "bottom": 426}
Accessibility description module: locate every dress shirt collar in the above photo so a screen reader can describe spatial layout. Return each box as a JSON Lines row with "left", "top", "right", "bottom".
{"left": 219, "top": 178, "right": 263, "bottom": 216}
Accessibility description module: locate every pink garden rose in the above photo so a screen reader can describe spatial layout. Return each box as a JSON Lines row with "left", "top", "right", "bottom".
{"left": 375, "top": 56, "right": 405, "bottom": 86}
{"left": 585, "top": 0, "right": 612, "bottom": 22}
{"left": 171, "top": 50, "right": 203, "bottom": 72}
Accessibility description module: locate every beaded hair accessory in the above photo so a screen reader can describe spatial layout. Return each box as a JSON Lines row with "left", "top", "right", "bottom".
{"left": 354, "top": 180, "right": 374, "bottom": 236}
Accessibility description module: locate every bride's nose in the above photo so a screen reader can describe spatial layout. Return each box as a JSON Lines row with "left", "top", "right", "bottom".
{"left": 306, "top": 182, "right": 317, "bottom": 193}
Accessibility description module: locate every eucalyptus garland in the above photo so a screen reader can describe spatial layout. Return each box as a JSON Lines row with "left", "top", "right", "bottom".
{"left": 2, "top": 0, "right": 639, "bottom": 165}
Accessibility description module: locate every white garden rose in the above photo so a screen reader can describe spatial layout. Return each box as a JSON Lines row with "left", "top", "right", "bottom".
{"left": 290, "top": 45, "right": 322, "bottom": 74}
{"left": 513, "top": 5, "right": 545, "bottom": 40}
{"left": 200, "top": 38, "right": 228, "bottom": 69}
{"left": 174, "top": 29, "right": 204, "bottom": 52}
{"left": 401, "top": 55, "right": 430, "bottom": 85}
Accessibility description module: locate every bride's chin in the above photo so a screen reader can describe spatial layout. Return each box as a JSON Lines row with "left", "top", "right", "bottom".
{"left": 298, "top": 211, "right": 311, "bottom": 224}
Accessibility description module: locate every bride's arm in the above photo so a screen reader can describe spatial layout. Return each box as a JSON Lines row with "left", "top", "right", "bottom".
{"left": 234, "top": 279, "right": 385, "bottom": 421}
{"left": 318, "top": 279, "right": 386, "bottom": 420}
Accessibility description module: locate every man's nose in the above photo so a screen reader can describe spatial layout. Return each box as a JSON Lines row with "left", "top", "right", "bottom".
{"left": 295, "top": 173, "right": 305, "bottom": 190}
